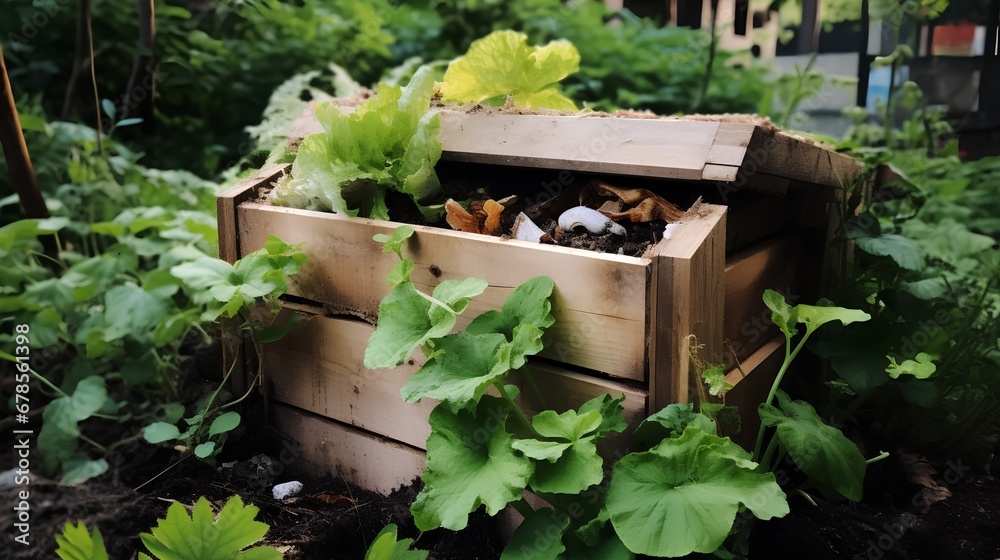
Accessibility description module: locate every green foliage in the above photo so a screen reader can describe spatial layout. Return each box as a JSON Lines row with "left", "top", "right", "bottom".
{"left": 138, "top": 496, "right": 281, "bottom": 560}
{"left": 270, "top": 66, "right": 443, "bottom": 220}
{"left": 607, "top": 426, "right": 787, "bottom": 556}
{"left": 754, "top": 290, "right": 873, "bottom": 502}
{"left": 759, "top": 391, "right": 867, "bottom": 501}
{"left": 364, "top": 524, "right": 428, "bottom": 560}
{"left": 758, "top": 54, "right": 827, "bottom": 128}
{"left": 817, "top": 144, "right": 1000, "bottom": 454}
{"left": 439, "top": 30, "right": 579, "bottom": 110}
{"left": 0, "top": 105, "right": 305, "bottom": 481}
{"left": 364, "top": 278, "right": 490, "bottom": 369}
{"left": 55, "top": 497, "right": 281, "bottom": 560}
{"left": 412, "top": 396, "right": 534, "bottom": 531}
{"left": 365, "top": 230, "right": 811, "bottom": 558}
{"left": 55, "top": 522, "right": 109, "bottom": 560}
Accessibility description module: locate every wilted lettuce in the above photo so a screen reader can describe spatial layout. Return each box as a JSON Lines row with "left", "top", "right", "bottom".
{"left": 271, "top": 66, "right": 443, "bottom": 221}
{"left": 439, "top": 30, "right": 580, "bottom": 111}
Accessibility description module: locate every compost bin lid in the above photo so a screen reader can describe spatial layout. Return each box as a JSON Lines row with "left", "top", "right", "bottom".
{"left": 287, "top": 103, "right": 864, "bottom": 194}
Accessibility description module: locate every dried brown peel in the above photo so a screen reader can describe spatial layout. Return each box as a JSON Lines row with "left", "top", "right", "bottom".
{"left": 483, "top": 199, "right": 504, "bottom": 236}
{"left": 445, "top": 199, "right": 480, "bottom": 233}
{"left": 444, "top": 198, "right": 507, "bottom": 236}
{"left": 582, "top": 180, "right": 686, "bottom": 223}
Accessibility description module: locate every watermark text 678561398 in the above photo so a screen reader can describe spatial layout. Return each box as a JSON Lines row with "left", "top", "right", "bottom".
{"left": 11, "top": 323, "right": 33, "bottom": 546}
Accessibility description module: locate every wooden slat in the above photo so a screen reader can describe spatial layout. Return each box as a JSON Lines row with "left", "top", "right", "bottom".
{"left": 702, "top": 163, "right": 740, "bottom": 182}
{"left": 752, "top": 130, "right": 865, "bottom": 190}
{"left": 238, "top": 203, "right": 652, "bottom": 380}
{"left": 724, "top": 336, "right": 784, "bottom": 450}
{"left": 286, "top": 106, "right": 860, "bottom": 191}
{"left": 216, "top": 165, "right": 287, "bottom": 394}
{"left": 270, "top": 402, "right": 425, "bottom": 495}
{"left": 707, "top": 122, "right": 756, "bottom": 166}
{"left": 725, "top": 195, "right": 789, "bottom": 252}
{"left": 722, "top": 235, "right": 804, "bottom": 369}
{"left": 438, "top": 112, "right": 720, "bottom": 181}
{"left": 648, "top": 203, "right": 727, "bottom": 411}
{"left": 262, "top": 309, "right": 648, "bottom": 450}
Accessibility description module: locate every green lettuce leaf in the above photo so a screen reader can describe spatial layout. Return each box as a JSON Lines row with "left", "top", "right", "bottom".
{"left": 272, "top": 65, "right": 443, "bottom": 220}
{"left": 440, "top": 30, "right": 580, "bottom": 111}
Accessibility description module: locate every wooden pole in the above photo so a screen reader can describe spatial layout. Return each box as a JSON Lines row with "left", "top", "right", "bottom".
{"left": 0, "top": 43, "right": 60, "bottom": 262}
{"left": 123, "top": 0, "right": 155, "bottom": 133}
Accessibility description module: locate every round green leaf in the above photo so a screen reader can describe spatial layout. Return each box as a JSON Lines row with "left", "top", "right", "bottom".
{"left": 411, "top": 397, "right": 532, "bottom": 531}
{"left": 607, "top": 428, "right": 787, "bottom": 557}
{"left": 194, "top": 441, "right": 216, "bottom": 458}
{"left": 143, "top": 422, "right": 181, "bottom": 444}
{"left": 209, "top": 411, "right": 241, "bottom": 436}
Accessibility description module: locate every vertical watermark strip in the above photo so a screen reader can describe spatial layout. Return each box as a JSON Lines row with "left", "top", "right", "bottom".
{"left": 11, "top": 323, "right": 32, "bottom": 546}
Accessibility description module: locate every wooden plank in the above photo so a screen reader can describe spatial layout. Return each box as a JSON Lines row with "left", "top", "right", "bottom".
{"left": 702, "top": 163, "right": 740, "bottom": 182}
{"left": 707, "top": 122, "right": 756, "bottom": 167}
{"left": 270, "top": 402, "right": 425, "bottom": 495}
{"left": 438, "top": 112, "right": 720, "bottom": 181}
{"left": 648, "top": 203, "right": 727, "bottom": 412}
{"left": 262, "top": 309, "right": 648, "bottom": 450}
{"left": 724, "top": 336, "right": 784, "bottom": 450}
{"left": 722, "top": 235, "right": 804, "bottom": 369}
{"left": 216, "top": 165, "right": 287, "bottom": 395}
{"left": 285, "top": 106, "right": 859, "bottom": 190}
{"left": 751, "top": 130, "right": 865, "bottom": 191}
{"left": 724, "top": 195, "right": 789, "bottom": 252}
{"left": 238, "top": 203, "right": 652, "bottom": 380}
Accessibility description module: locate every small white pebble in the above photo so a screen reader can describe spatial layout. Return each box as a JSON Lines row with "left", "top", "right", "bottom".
{"left": 272, "top": 480, "right": 303, "bottom": 500}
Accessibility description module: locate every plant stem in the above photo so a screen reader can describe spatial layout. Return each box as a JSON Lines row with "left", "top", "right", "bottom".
{"left": 79, "top": 433, "right": 108, "bottom": 453}
{"left": 494, "top": 381, "right": 536, "bottom": 437}
{"left": 796, "top": 489, "right": 819, "bottom": 507}
{"left": 29, "top": 368, "right": 69, "bottom": 398}
{"left": 752, "top": 331, "right": 812, "bottom": 460}
{"left": 693, "top": 0, "right": 719, "bottom": 112}
{"left": 866, "top": 450, "right": 890, "bottom": 464}
{"left": 521, "top": 370, "right": 548, "bottom": 411}
{"left": 760, "top": 432, "right": 781, "bottom": 469}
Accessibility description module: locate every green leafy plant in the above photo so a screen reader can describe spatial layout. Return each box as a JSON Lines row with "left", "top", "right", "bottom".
{"left": 0, "top": 108, "right": 307, "bottom": 480}
{"left": 55, "top": 522, "right": 109, "bottom": 560}
{"left": 270, "top": 65, "right": 443, "bottom": 220}
{"left": 364, "top": 228, "right": 876, "bottom": 557}
{"left": 53, "top": 496, "right": 282, "bottom": 560}
{"left": 818, "top": 129, "right": 1000, "bottom": 454}
{"left": 439, "top": 30, "right": 580, "bottom": 110}
{"left": 364, "top": 524, "right": 428, "bottom": 560}
{"left": 143, "top": 236, "right": 308, "bottom": 461}
{"left": 751, "top": 290, "right": 872, "bottom": 496}
{"left": 138, "top": 496, "right": 282, "bottom": 560}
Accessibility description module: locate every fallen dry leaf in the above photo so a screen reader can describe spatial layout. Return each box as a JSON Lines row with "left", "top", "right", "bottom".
{"left": 898, "top": 449, "right": 952, "bottom": 506}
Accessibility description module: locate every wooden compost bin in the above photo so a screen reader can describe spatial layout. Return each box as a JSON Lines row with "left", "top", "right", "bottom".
{"left": 218, "top": 110, "right": 863, "bottom": 494}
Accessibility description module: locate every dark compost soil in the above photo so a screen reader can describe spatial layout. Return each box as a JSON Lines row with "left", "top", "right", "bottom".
{"left": 3, "top": 430, "right": 997, "bottom": 559}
